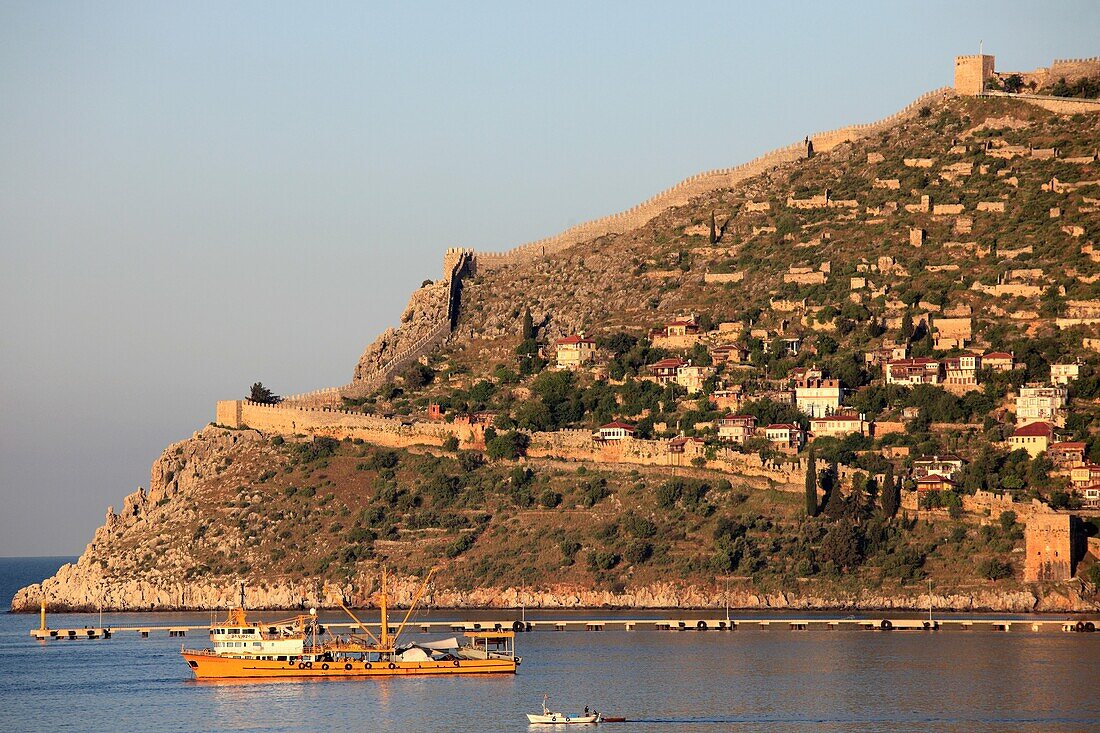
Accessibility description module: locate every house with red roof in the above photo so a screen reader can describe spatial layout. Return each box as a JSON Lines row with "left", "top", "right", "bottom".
{"left": 1081, "top": 484, "right": 1100, "bottom": 509}
{"left": 982, "top": 351, "right": 1018, "bottom": 372}
{"left": 1009, "top": 421, "right": 1056, "bottom": 457}
{"left": 597, "top": 421, "right": 636, "bottom": 441}
{"left": 650, "top": 315, "right": 704, "bottom": 349}
{"left": 554, "top": 333, "right": 597, "bottom": 369}
{"left": 885, "top": 358, "right": 943, "bottom": 386}
{"left": 1048, "top": 441, "right": 1086, "bottom": 469}
{"left": 718, "top": 414, "right": 756, "bottom": 444}
{"left": 1070, "top": 462, "right": 1100, "bottom": 489}
{"left": 646, "top": 357, "right": 687, "bottom": 384}
{"left": 809, "top": 412, "right": 868, "bottom": 439}
{"left": 764, "top": 423, "right": 805, "bottom": 453}
{"left": 916, "top": 474, "right": 957, "bottom": 492}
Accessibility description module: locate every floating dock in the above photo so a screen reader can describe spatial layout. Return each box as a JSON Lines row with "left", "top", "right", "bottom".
{"left": 29, "top": 615, "right": 1098, "bottom": 640}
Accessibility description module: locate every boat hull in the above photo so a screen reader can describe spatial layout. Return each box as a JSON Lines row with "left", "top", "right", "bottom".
{"left": 182, "top": 651, "right": 516, "bottom": 679}
{"left": 526, "top": 713, "right": 600, "bottom": 724}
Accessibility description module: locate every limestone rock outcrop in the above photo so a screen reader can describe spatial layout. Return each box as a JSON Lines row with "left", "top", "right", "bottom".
{"left": 10, "top": 423, "right": 1100, "bottom": 614}
{"left": 352, "top": 280, "right": 449, "bottom": 381}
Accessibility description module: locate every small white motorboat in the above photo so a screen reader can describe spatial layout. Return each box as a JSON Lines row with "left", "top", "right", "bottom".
{"left": 527, "top": 696, "right": 600, "bottom": 725}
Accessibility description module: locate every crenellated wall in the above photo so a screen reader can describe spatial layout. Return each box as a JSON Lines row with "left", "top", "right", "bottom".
{"left": 216, "top": 400, "right": 804, "bottom": 484}
{"left": 473, "top": 87, "right": 952, "bottom": 271}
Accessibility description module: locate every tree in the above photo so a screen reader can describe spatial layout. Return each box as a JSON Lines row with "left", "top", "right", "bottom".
{"left": 521, "top": 307, "right": 534, "bottom": 340}
{"left": 881, "top": 466, "right": 899, "bottom": 518}
{"left": 403, "top": 363, "right": 434, "bottom": 388}
{"left": 1002, "top": 73, "right": 1024, "bottom": 94}
{"left": 486, "top": 431, "right": 530, "bottom": 460}
{"left": 709, "top": 212, "right": 718, "bottom": 244}
{"left": 805, "top": 448, "right": 818, "bottom": 517}
{"left": 820, "top": 521, "right": 864, "bottom": 572}
{"left": 249, "top": 382, "right": 280, "bottom": 404}
{"left": 822, "top": 464, "right": 845, "bottom": 519}
{"left": 900, "top": 311, "right": 914, "bottom": 342}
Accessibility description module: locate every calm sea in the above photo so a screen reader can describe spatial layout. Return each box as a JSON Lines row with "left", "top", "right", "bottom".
{"left": 1, "top": 557, "right": 1098, "bottom": 733}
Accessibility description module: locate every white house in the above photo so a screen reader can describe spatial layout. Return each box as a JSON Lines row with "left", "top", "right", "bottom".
{"left": 1016, "top": 385, "right": 1067, "bottom": 427}
{"left": 795, "top": 378, "right": 843, "bottom": 418}
{"left": 597, "top": 421, "right": 636, "bottom": 441}
{"left": 555, "top": 334, "right": 597, "bottom": 369}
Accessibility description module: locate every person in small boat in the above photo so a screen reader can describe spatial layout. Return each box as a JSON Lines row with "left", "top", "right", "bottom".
{"left": 584, "top": 706, "right": 589, "bottom": 716}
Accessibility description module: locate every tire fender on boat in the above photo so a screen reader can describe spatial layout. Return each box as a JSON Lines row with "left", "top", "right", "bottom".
{"left": 321, "top": 663, "right": 329, "bottom": 670}
{"left": 387, "top": 662, "right": 396, "bottom": 670}
{"left": 364, "top": 663, "right": 372, "bottom": 670}
{"left": 305, "top": 661, "right": 313, "bottom": 669}
{"left": 453, "top": 660, "right": 460, "bottom": 667}
{"left": 697, "top": 620, "right": 708, "bottom": 630}
{"left": 344, "top": 663, "right": 352, "bottom": 670}
{"left": 512, "top": 620, "right": 525, "bottom": 632}
{"left": 880, "top": 619, "right": 893, "bottom": 630}
{"left": 298, "top": 662, "right": 306, "bottom": 669}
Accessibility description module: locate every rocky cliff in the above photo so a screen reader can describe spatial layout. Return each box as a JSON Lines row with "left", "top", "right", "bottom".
{"left": 352, "top": 279, "right": 449, "bottom": 382}
{"left": 12, "top": 427, "right": 1099, "bottom": 613}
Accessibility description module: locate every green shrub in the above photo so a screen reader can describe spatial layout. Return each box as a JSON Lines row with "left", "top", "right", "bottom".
{"left": 622, "top": 514, "right": 657, "bottom": 539}
{"left": 445, "top": 531, "right": 479, "bottom": 558}
{"left": 538, "top": 489, "right": 562, "bottom": 508}
{"left": 978, "top": 557, "right": 1013, "bottom": 580}
{"left": 586, "top": 551, "right": 621, "bottom": 571}
{"left": 623, "top": 540, "right": 653, "bottom": 564}
{"left": 486, "top": 431, "right": 530, "bottom": 460}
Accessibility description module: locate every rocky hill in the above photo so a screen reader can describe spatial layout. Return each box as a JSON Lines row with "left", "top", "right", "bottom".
{"left": 15, "top": 76, "right": 1100, "bottom": 614}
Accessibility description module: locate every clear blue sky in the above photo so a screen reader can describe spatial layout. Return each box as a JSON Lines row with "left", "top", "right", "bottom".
{"left": 1, "top": 1, "right": 1096, "bottom": 555}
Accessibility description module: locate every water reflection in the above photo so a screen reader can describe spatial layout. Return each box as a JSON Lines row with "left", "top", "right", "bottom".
{"left": 1, "top": 612, "right": 1096, "bottom": 733}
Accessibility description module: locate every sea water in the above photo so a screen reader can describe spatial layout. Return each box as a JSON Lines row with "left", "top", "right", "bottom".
{"left": 1, "top": 557, "right": 1097, "bottom": 733}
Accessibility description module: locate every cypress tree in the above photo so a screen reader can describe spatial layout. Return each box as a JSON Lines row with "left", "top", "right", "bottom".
{"left": 823, "top": 463, "right": 845, "bottom": 518}
{"left": 804, "top": 448, "right": 818, "bottom": 517}
{"left": 521, "top": 307, "right": 534, "bottom": 340}
{"left": 900, "top": 311, "right": 914, "bottom": 341}
{"left": 709, "top": 212, "right": 718, "bottom": 244}
{"left": 881, "top": 466, "right": 899, "bottom": 518}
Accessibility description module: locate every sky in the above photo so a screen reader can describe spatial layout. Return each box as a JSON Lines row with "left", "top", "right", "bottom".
{"left": 1, "top": 1, "right": 1097, "bottom": 556}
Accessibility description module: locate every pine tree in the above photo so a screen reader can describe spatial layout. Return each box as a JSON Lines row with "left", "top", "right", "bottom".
{"left": 249, "top": 382, "right": 280, "bottom": 404}
{"left": 804, "top": 448, "right": 818, "bottom": 517}
{"left": 881, "top": 466, "right": 899, "bottom": 518}
{"left": 521, "top": 307, "right": 534, "bottom": 340}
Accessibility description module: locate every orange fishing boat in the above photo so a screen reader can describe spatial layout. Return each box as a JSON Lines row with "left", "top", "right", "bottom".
{"left": 181, "top": 569, "right": 518, "bottom": 679}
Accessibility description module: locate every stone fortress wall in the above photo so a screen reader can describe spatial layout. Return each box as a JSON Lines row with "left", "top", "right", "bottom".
{"left": 216, "top": 399, "right": 804, "bottom": 484}
{"left": 956, "top": 54, "right": 1100, "bottom": 113}
{"left": 473, "top": 87, "right": 953, "bottom": 272}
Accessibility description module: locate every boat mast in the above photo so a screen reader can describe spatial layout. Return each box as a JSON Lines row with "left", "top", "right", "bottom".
{"left": 379, "top": 567, "right": 389, "bottom": 648}
{"left": 391, "top": 568, "right": 436, "bottom": 647}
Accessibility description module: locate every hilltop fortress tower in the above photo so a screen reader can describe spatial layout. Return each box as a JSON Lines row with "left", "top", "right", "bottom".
{"left": 955, "top": 52, "right": 1100, "bottom": 96}
{"left": 954, "top": 54, "right": 995, "bottom": 95}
